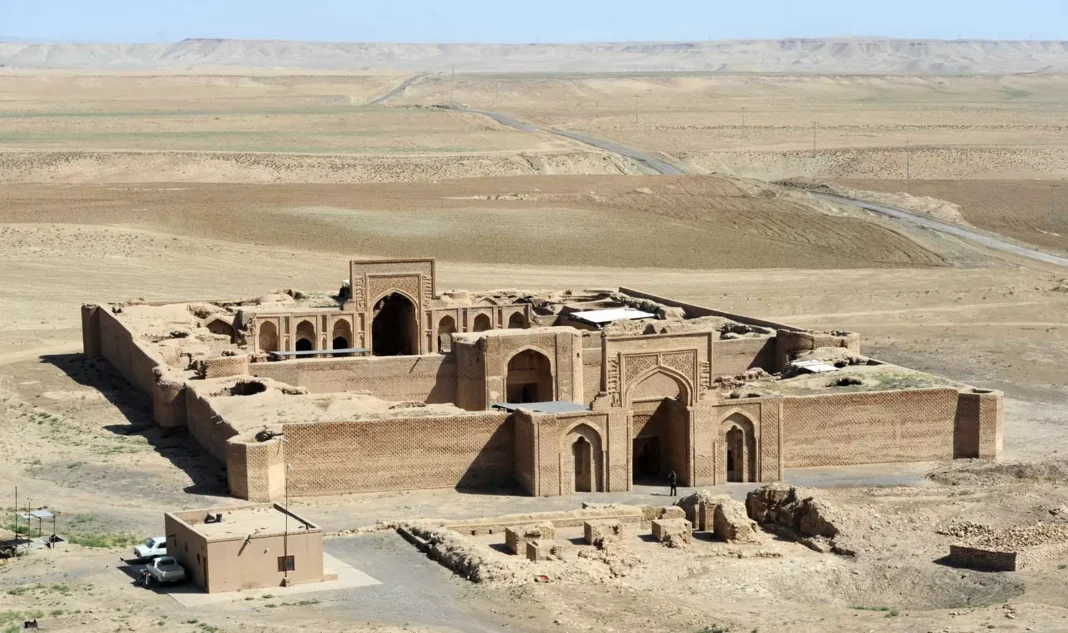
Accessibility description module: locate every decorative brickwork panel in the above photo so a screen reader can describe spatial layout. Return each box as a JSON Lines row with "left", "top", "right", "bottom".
{"left": 623, "top": 354, "right": 658, "bottom": 388}
{"left": 782, "top": 388, "right": 960, "bottom": 468}
{"left": 368, "top": 275, "right": 422, "bottom": 307}
{"left": 660, "top": 350, "right": 698, "bottom": 387}
{"left": 284, "top": 413, "right": 513, "bottom": 496}
{"left": 351, "top": 274, "right": 367, "bottom": 311}
{"left": 605, "top": 357, "right": 620, "bottom": 406}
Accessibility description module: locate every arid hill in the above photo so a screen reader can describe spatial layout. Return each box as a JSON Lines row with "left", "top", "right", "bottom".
{"left": 2, "top": 37, "right": 1068, "bottom": 73}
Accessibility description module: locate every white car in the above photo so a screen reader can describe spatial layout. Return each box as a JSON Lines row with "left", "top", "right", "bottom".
{"left": 133, "top": 537, "right": 167, "bottom": 560}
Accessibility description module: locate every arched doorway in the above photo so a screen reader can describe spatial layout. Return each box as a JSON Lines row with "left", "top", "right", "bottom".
{"left": 573, "top": 436, "right": 593, "bottom": 492}
{"left": 628, "top": 369, "right": 688, "bottom": 485}
{"left": 507, "top": 312, "right": 525, "bottom": 329}
{"left": 258, "top": 321, "right": 278, "bottom": 354}
{"left": 295, "top": 320, "right": 316, "bottom": 353}
{"left": 438, "top": 315, "right": 456, "bottom": 353}
{"left": 563, "top": 423, "right": 603, "bottom": 493}
{"left": 472, "top": 313, "right": 491, "bottom": 332}
{"left": 331, "top": 319, "right": 353, "bottom": 357}
{"left": 726, "top": 427, "right": 744, "bottom": 482}
{"left": 372, "top": 293, "right": 418, "bottom": 356}
{"left": 719, "top": 413, "right": 757, "bottom": 484}
{"left": 506, "top": 350, "right": 552, "bottom": 403}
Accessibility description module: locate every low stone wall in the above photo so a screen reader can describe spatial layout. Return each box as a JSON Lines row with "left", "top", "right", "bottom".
{"left": 948, "top": 545, "right": 1017, "bottom": 571}
{"left": 711, "top": 337, "right": 777, "bottom": 376}
{"left": 438, "top": 506, "right": 646, "bottom": 536}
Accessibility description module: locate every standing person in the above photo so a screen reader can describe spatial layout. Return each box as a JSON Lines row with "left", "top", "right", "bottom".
{"left": 668, "top": 470, "right": 678, "bottom": 497}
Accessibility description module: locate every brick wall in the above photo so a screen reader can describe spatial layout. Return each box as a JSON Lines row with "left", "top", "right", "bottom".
{"left": 782, "top": 388, "right": 961, "bottom": 467}
{"left": 226, "top": 438, "right": 286, "bottom": 502}
{"left": 198, "top": 355, "right": 250, "bottom": 379}
{"left": 582, "top": 347, "right": 603, "bottom": 406}
{"left": 251, "top": 355, "right": 456, "bottom": 403}
{"left": 96, "top": 308, "right": 164, "bottom": 395}
{"left": 514, "top": 411, "right": 536, "bottom": 495}
{"left": 282, "top": 412, "right": 514, "bottom": 496}
{"left": 711, "top": 338, "right": 777, "bottom": 376}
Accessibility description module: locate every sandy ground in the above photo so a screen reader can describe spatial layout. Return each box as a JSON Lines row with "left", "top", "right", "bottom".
{"left": 3, "top": 69, "right": 1068, "bottom": 633}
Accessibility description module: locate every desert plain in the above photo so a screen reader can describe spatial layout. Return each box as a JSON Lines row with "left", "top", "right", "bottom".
{"left": 2, "top": 41, "right": 1068, "bottom": 633}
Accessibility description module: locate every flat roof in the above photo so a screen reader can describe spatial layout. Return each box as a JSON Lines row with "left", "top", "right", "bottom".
{"left": 567, "top": 308, "right": 656, "bottom": 326}
{"left": 492, "top": 401, "right": 592, "bottom": 414}
{"left": 169, "top": 504, "right": 321, "bottom": 542}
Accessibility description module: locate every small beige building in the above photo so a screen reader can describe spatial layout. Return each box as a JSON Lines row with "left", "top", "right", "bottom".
{"left": 164, "top": 504, "right": 324, "bottom": 593}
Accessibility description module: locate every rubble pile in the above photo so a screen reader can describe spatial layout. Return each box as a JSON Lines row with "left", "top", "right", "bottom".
{"left": 746, "top": 484, "right": 854, "bottom": 555}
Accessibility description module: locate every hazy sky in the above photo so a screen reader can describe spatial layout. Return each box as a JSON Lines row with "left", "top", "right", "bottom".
{"left": 2, "top": 0, "right": 1066, "bottom": 43}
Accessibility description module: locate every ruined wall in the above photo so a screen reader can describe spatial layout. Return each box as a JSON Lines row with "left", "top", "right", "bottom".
{"left": 954, "top": 389, "right": 1004, "bottom": 459}
{"left": 184, "top": 388, "right": 238, "bottom": 463}
{"left": 283, "top": 412, "right": 514, "bottom": 496}
{"left": 95, "top": 307, "right": 165, "bottom": 396}
{"left": 776, "top": 329, "right": 861, "bottom": 370}
{"left": 618, "top": 287, "right": 800, "bottom": 332}
{"left": 198, "top": 355, "right": 250, "bottom": 379}
{"left": 781, "top": 388, "right": 961, "bottom": 468}
{"left": 251, "top": 355, "right": 456, "bottom": 403}
{"left": 226, "top": 438, "right": 286, "bottom": 502}
{"left": 710, "top": 337, "right": 777, "bottom": 376}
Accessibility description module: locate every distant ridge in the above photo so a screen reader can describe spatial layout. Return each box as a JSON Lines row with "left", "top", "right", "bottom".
{"left": 1, "top": 38, "right": 1068, "bottom": 74}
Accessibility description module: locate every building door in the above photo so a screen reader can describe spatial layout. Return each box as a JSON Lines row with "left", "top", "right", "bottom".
{"left": 573, "top": 436, "right": 593, "bottom": 492}
{"left": 726, "top": 427, "right": 744, "bottom": 482}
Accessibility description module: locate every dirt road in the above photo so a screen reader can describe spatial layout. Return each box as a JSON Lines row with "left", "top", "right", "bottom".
{"left": 816, "top": 192, "right": 1068, "bottom": 270}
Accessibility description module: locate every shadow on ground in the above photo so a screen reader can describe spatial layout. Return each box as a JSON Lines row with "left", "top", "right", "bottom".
{"left": 40, "top": 353, "right": 228, "bottom": 497}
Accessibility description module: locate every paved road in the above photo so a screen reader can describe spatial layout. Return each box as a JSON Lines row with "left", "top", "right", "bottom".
{"left": 450, "top": 106, "right": 685, "bottom": 175}
{"left": 816, "top": 193, "right": 1068, "bottom": 270}
{"left": 368, "top": 73, "right": 427, "bottom": 105}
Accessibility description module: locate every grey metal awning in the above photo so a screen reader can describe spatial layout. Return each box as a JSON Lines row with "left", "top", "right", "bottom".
{"left": 492, "top": 401, "right": 592, "bottom": 414}
{"left": 269, "top": 347, "right": 369, "bottom": 359}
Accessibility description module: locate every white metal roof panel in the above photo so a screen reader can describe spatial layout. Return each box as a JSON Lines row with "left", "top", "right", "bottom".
{"left": 568, "top": 308, "right": 656, "bottom": 325}
{"left": 790, "top": 360, "right": 840, "bottom": 373}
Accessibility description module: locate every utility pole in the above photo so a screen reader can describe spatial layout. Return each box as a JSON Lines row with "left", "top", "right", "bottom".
{"left": 812, "top": 122, "right": 817, "bottom": 151}
{"left": 1050, "top": 183, "right": 1058, "bottom": 235}
{"left": 741, "top": 106, "right": 747, "bottom": 128}
{"left": 906, "top": 138, "right": 911, "bottom": 184}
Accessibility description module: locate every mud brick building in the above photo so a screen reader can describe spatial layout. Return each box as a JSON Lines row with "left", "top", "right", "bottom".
{"left": 82, "top": 258, "right": 1003, "bottom": 501}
